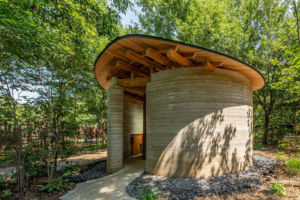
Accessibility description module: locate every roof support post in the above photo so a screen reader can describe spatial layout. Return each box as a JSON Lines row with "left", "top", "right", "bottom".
{"left": 107, "top": 77, "right": 124, "bottom": 173}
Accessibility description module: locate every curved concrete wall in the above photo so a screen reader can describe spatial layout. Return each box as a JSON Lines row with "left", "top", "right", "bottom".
{"left": 146, "top": 67, "right": 253, "bottom": 178}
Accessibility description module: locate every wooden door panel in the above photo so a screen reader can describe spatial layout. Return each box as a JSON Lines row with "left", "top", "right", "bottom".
{"left": 131, "top": 134, "right": 143, "bottom": 155}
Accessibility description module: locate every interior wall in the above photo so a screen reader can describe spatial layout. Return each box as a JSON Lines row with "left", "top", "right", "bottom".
{"left": 123, "top": 96, "right": 143, "bottom": 158}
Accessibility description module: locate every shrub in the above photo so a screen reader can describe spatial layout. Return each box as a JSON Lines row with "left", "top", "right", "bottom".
{"left": 254, "top": 144, "right": 263, "bottom": 150}
{"left": 286, "top": 157, "right": 300, "bottom": 175}
{"left": 1, "top": 189, "right": 12, "bottom": 199}
{"left": 39, "top": 176, "right": 69, "bottom": 192}
{"left": 278, "top": 137, "right": 300, "bottom": 150}
{"left": 0, "top": 176, "right": 5, "bottom": 190}
{"left": 276, "top": 151, "right": 286, "bottom": 161}
{"left": 271, "top": 182, "right": 286, "bottom": 196}
{"left": 141, "top": 189, "right": 160, "bottom": 200}
{"left": 253, "top": 133, "right": 263, "bottom": 141}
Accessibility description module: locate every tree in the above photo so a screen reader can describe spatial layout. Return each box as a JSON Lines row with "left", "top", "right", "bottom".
{"left": 133, "top": 0, "right": 299, "bottom": 143}
{"left": 0, "top": 0, "right": 131, "bottom": 192}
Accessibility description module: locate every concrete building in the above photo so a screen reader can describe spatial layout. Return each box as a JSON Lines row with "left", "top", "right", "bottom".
{"left": 94, "top": 35, "right": 265, "bottom": 178}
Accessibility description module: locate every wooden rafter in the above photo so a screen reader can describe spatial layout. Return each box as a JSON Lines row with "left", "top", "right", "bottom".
{"left": 204, "top": 61, "right": 215, "bottom": 72}
{"left": 115, "top": 60, "right": 148, "bottom": 77}
{"left": 124, "top": 87, "right": 145, "bottom": 95}
{"left": 167, "top": 49, "right": 192, "bottom": 67}
{"left": 183, "top": 52, "right": 207, "bottom": 63}
{"left": 126, "top": 49, "right": 156, "bottom": 67}
{"left": 155, "top": 45, "right": 177, "bottom": 53}
{"left": 106, "top": 70, "right": 128, "bottom": 80}
{"left": 117, "top": 77, "right": 150, "bottom": 87}
{"left": 145, "top": 48, "right": 170, "bottom": 65}
{"left": 126, "top": 49, "right": 165, "bottom": 71}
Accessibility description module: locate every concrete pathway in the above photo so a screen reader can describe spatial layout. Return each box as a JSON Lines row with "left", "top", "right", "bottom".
{"left": 60, "top": 158, "right": 145, "bottom": 200}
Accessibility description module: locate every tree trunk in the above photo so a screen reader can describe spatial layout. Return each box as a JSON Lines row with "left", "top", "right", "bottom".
{"left": 263, "top": 112, "right": 270, "bottom": 144}
{"left": 293, "top": 0, "right": 300, "bottom": 46}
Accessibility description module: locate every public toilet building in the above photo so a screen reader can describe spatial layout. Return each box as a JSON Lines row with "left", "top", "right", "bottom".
{"left": 94, "top": 35, "right": 265, "bottom": 178}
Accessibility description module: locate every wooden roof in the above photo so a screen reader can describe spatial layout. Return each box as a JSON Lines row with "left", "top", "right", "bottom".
{"left": 94, "top": 34, "right": 265, "bottom": 96}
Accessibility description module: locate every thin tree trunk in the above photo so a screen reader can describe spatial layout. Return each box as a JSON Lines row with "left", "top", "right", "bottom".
{"left": 263, "top": 112, "right": 270, "bottom": 145}
{"left": 293, "top": 0, "right": 300, "bottom": 46}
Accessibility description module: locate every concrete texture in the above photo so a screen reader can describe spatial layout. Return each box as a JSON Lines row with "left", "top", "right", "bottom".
{"left": 107, "top": 78, "right": 124, "bottom": 173}
{"left": 146, "top": 67, "right": 253, "bottom": 178}
{"left": 60, "top": 158, "right": 144, "bottom": 200}
{"left": 123, "top": 96, "right": 143, "bottom": 158}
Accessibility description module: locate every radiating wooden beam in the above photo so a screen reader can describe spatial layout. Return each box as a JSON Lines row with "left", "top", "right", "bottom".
{"left": 126, "top": 50, "right": 156, "bottom": 67}
{"left": 167, "top": 49, "right": 192, "bottom": 67}
{"left": 126, "top": 50, "right": 165, "bottom": 71}
{"left": 204, "top": 61, "right": 215, "bottom": 72}
{"left": 145, "top": 48, "right": 170, "bottom": 65}
{"left": 124, "top": 87, "right": 146, "bottom": 95}
{"left": 183, "top": 52, "right": 207, "bottom": 63}
{"left": 117, "top": 77, "right": 150, "bottom": 87}
{"left": 116, "top": 60, "right": 148, "bottom": 77}
{"left": 155, "top": 45, "right": 177, "bottom": 53}
{"left": 106, "top": 70, "right": 128, "bottom": 80}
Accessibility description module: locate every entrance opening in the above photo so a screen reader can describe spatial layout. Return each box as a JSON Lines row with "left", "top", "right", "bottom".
{"left": 123, "top": 93, "right": 146, "bottom": 160}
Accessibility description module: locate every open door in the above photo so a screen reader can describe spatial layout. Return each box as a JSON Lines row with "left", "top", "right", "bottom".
{"left": 130, "top": 134, "right": 143, "bottom": 155}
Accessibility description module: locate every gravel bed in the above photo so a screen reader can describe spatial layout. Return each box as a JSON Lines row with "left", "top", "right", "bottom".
{"left": 70, "top": 159, "right": 108, "bottom": 183}
{"left": 127, "top": 154, "right": 280, "bottom": 199}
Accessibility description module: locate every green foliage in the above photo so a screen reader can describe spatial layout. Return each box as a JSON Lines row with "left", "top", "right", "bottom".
{"left": 278, "top": 137, "right": 300, "bottom": 150}
{"left": 134, "top": 0, "right": 300, "bottom": 145}
{"left": 39, "top": 176, "right": 69, "bottom": 193}
{"left": 276, "top": 151, "right": 286, "bottom": 161}
{"left": 254, "top": 144, "right": 263, "bottom": 150}
{"left": 0, "top": 0, "right": 131, "bottom": 190}
{"left": 271, "top": 182, "right": 287, "bottom": 196}
{"left": 141, "top": 189, "right": 160, "bottom": 200}
{"left": 0, "top": 176, "right": 5, "bottom": 190}
{"left": 80, "top": 142, "right": 103, "bottom": 153}
{"left": 286, "top": 157, "right": 300, "bottom": 175}
{"left": 253, "top": 132, "right": 263, "bottom": 142}
{"left": 62, "top": 164, "right": 81, "bottom": 178}
{"left": 0, "top": 189, "right": 12, "bottom": 199}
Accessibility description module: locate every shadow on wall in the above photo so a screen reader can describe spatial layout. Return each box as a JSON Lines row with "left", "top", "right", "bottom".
{"left": 153, "top": 107, "right": 253, "bottom": 178}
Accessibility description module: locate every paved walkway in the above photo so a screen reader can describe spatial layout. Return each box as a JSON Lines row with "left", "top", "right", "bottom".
{"left": 60, "top": 158, "right": 145, "bottom": 200}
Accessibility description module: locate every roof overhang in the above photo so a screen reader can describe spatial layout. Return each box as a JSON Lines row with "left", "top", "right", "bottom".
{"left": 94, "top": 34, "right": 265, "bottom": 94}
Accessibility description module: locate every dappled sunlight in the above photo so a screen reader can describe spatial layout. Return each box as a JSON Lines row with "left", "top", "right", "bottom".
{"left": 153, "top": 106, "right": 252, "bottom": 178}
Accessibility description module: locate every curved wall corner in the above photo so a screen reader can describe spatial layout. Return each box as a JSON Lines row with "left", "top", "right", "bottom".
{"left": 145, "top": 67, "right": 253, "bottom": 178}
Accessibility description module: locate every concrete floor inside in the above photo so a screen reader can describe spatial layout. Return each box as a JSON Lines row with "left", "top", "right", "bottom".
{"left": 60, "top": 157, "right": 145, "bottom": 200}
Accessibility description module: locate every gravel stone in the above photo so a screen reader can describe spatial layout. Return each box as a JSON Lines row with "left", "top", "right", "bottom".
{"left": 70, "top": 159, "right": 108, "bottom": 183}
{"left": 127, "top": 154, "right": 280, "bottom": 199}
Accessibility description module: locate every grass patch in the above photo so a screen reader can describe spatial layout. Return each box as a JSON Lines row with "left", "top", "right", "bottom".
{"left": 286, "top": 157, "right": 300, "bottom": 175}
{"left": 271, "top": 182, "right": 286, "bottom": 196}
{"left": 141, "top": 189, "right": 160, "bottom": 200}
